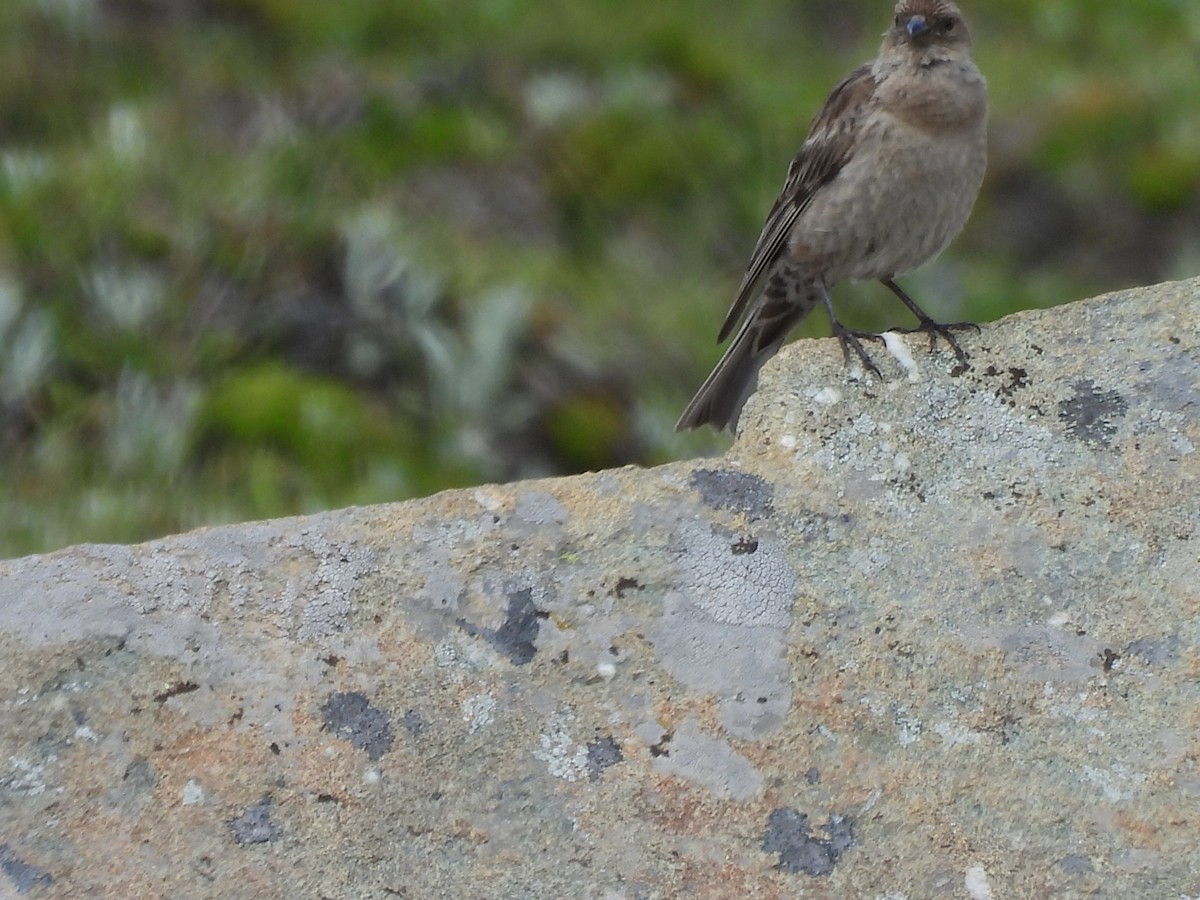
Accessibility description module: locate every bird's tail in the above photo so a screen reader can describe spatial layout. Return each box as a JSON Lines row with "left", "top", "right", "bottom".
{"left": 675, "top": 288, "right": 818, "bottom": 433}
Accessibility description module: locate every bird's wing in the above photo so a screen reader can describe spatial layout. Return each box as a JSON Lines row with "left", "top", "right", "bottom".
{"left": 717, "top": 63, "right": 879, "bottom": 342}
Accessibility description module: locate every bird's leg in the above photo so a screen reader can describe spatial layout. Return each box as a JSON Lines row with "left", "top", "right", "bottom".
{"left": 818, "top": 281, "right": 884, "bottom": 379}
{"left": 880, "top": 277, "right": 978, "bottom": 367}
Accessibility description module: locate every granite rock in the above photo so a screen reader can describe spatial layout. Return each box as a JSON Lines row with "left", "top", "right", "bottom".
{"left": 1, "top": 279, "right": 1198, "bottom": 898}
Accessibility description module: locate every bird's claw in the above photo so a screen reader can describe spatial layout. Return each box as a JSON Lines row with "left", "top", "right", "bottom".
{"left": 832, "top": 325, "right": 886, "bottom": 380}
{"left": 893, "top": 318, "right": 978, "bottom": 367}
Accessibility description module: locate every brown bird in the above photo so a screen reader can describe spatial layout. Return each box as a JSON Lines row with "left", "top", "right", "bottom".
{"left": 676, "top": 0, "right": 988, "bottom": 432}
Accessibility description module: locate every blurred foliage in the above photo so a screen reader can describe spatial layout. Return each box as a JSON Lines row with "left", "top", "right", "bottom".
{"left": 0, "top": 0, "right": 1198, "bottom": 556}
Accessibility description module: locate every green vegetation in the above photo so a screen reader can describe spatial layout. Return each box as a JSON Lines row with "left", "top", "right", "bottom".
{"left": 1, "top": 0, "right": 1197, "bottom": 556}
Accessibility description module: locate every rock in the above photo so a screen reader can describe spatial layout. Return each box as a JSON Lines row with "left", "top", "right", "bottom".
{"left": 1, "top": 279, "right": 1198, "bottom": 897}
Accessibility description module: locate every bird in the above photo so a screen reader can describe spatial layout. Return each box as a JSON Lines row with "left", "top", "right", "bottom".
{"left": 676, "top": 0, "right": 988, "bottom": 432}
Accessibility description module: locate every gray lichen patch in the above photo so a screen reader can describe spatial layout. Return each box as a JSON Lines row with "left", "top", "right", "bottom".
{"left": 1057, "top": 378, "right": 1129, "bottom": 447}
{"left": 586, "top": 735, "right": 623, "bottom": 782}
{"left": 688, "top": 468, "right": 774, "bottom": 518}
{"left": 762, "top": 808, "right": 854, "bottom": 876}
{"left": 457, "top": 588, "right": 546, "bottom": 665}
{"left": 673, "top": 522, "right": 796, "bottom": 627}
{"left": 296, "top": 536, "right": 378, "bottom": 640}
{"left": 228, "top": 795, "right": 283, "bottom": 845}
{"left": 532, "top": 710, "right": 590, "bottom": 782}
{"left": 651, "top": 518, "right": 796, "bottom": 738}
{"left": 513, "top": 490, "right": 570, "bottom": 527}
{"left": 650, "top": 594, "right": 791, "bottom": 739}
{"left": 0, "top": 843, "right": 54, "bottom": 893}
{"left": 320, "top": 691, "right": 395, "bottom": 760}
{"left": 651, "top": 717, "right": 763, "bottom": 802}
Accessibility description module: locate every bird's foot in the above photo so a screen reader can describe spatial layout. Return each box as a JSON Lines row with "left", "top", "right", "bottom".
{"left": 893, "top": 318, "right": 979, "bottom": 369}
{"left": 832, "top": 324, "right": 886, "bottom": 379}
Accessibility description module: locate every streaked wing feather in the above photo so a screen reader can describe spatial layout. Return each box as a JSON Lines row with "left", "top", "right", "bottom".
{"left": 717, "top": 64, "right": 878, "bottom": 342}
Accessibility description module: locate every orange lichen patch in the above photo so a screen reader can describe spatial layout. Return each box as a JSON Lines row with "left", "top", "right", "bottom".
{"left": 792, "top": 676, "right": 862, "bottom": 730}
{"left": 51, "top": 722, "right": 296, "bottom": 896}
{"left": 637, "top": 774, "right": 758, "bottom": 839}
{"left": 676, "top": 855, "right": 792, "bottom": 900}
{"left": 1182, "top": 650, "right": 1200, "bottom": 682}
{"left": 449, "top": 818, "right": 490, "bottom": 844}
{"left": 650, "top": 694, "right": 722, "bottom": 734}
{"left": 1114, "top": 809, "right": 1164, "bottom": 850}
{"left": 374, "top": 621, "right": 432, "bottom": 663}
{"left": 639, "top": 778, "right": 712, "bottom": 835}
{"left": 736, "top": 730, "right": 818, "bottom": 771}
{"left": 1145, "top": 769, "right": 1178, "bottom": 792}
{"left": 284, "top": 737, "right": 370, "bottom": 804}
{"left": 55, "top": 804, "right": 282, "bottom": 899}
{"left": 141, "top": 722, "right": 282, "bottom": 808}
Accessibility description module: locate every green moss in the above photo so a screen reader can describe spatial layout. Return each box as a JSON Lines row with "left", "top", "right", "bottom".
{"left": 199, "top": 363, "right": 415, "bottom": 485}
{"left": 1127, "top": 149, "right": 1200, "bottom": 213}
{"left": 543, "top": 392, "right": 627, "bottom": 473}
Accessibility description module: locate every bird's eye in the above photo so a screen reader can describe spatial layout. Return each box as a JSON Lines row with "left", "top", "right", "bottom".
{"left": 894, "top": 14, "right": 902, "bottom": 26}
{"left": 939, "top": 17, "right": 956, "bottom": 32}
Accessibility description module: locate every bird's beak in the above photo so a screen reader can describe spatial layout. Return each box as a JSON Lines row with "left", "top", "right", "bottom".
{"left": 905, "top": 15, "right": 929, "bottom": 38}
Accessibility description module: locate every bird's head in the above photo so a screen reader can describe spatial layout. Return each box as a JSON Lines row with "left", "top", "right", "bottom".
{"left": 883, "top": 0, "right": 972, "bottom": 58}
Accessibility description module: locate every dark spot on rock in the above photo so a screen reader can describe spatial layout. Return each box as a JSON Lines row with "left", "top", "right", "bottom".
{"left": 0, "top": 843, "right": 54, "bottom": 893}
{"left": 122, "top": 756, "right": 157, "bottom": 794}
{"left": 153, "top": 681, "right": 199, "bottom": 703}
{"left": 689, "top": 469, "right": 774, "bottom": 518}
{"left": 316, "top": 793, "right": 339, "bottom": 804}
{"left": 762, "top": 808, "right": 854, "bottom": 876}
{"left": 731, "top": 538, "right": 759, "bottom": 555}
{"left": 320, "top": 691, "right": 394, "bottom": 760}
{"left": 805, "top": 767, "right": 821, "bottom": 784}
{"left": 987, "top": 365, "right": 1030, "bottom": 399}
{"left": 649, "top": 730, "right": 673, "bottom": 758}
{"left": 996, "top": 713, "right": 1021, "bottom": 745}
{"left": 1124, "top": 635, "right": 1180, "bottom": 666}
{"left": 228, "top": 796, "right": 283, "bottom": 845}
{"left": 269, "top": 742, "right": 280, "bottom": 755}
{"left": 1057, "top": 380, "right": 1128, "bottom": 447}
{"left": 1099, "top": 648, "right": 1120, "bottom": 672}
{"left": 321, "top": 654, "right": 341, "bottom": 667}
{"left": 458, "top": 588, "right": 546, "bottom": 665}
{"left": 614, "top": 576, "right": 642, "bottom": 597}
{"left": 402, "top": 709, "right": 425, "bottom": 736}
{"left": 586, "top": 735, "right": 624, "bottom": 781}
{"left": 192, "top": 855, "right": 217, "bottom": 882}
{"left": 1060, "top": 854, "right": 1094, "bottom": 875}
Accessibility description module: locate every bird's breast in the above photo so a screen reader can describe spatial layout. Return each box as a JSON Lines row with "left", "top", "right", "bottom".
{"left": 877, "top": 60, "right": 988, "bottom": 132}
{"left": 789, "top": 107, "right": 987, "bottom": 282}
